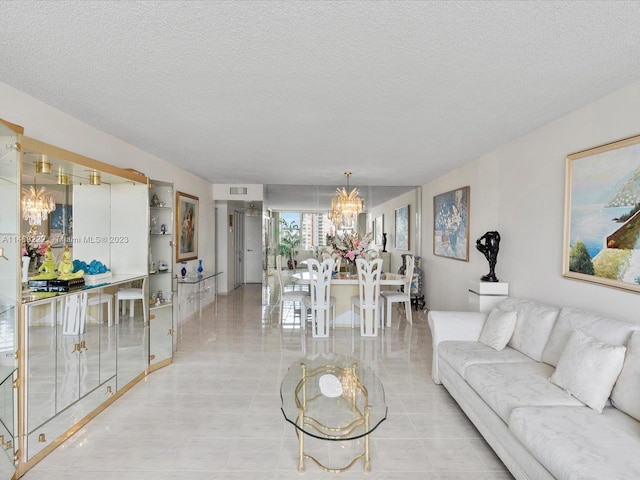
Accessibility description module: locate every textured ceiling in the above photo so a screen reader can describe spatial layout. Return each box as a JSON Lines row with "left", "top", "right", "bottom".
{"left": 2, "top": 1, "right": 640, "bottom": 192}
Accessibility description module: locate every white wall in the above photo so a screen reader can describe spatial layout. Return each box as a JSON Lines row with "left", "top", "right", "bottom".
{"left": 369, "top": 188, "right": 420, "bottom": 274}
{"left": 423, "top": 80, "right": 640, "bottom": 322}
{"left": 214, "top": 201, "right": 233, "bottom": 293}
{"left": 0, "top": 80, "right": 216, "bottom": 285}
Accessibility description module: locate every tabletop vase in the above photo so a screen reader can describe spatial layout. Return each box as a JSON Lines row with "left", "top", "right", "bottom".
{"left": 22, "top": 256, "right": 30, "bottom": 283}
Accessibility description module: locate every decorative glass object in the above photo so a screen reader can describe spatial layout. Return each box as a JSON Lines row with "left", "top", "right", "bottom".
{"left": 180, "top": 262, "right": 187, "bottom": 278}
{"left": 198, "top": 259, "right": 203, "bottom": 273}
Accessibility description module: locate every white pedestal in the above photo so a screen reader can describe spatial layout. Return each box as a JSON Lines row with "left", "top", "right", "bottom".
{"left": 379, "top": 252, "right": 390, "bottom": 273}
{"left": 468, "top": 280, "right": 509, "bottom": 313}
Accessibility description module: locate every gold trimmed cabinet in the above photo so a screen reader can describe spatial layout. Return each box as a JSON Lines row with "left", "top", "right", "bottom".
{"left": 0, "top": 121, "right": 168, "bottom": 479}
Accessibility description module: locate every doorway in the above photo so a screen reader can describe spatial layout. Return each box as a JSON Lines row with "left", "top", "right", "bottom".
{"left": 233, "top": 211, "right": 244, "bottom": 288}
{"left": 244, "top": 214, "right": 262, "bottom": 283}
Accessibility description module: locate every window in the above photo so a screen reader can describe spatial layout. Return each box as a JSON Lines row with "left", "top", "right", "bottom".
{"left": 280, "top": 212, "right": 333, "bottom": 250}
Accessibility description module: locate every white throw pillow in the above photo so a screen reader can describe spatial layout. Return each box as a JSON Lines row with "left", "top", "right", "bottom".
{"left": 611, "top": 330, "right": 640, "bottom": 421}
{"left": 549, "top": 330, "right": 626, "bottom": 413}
{"left": 478, "top": 308, "right": 517, "bottom": 351}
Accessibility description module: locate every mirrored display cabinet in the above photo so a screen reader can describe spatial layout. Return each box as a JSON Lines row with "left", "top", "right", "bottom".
{"left": 0, "top": 121, "right": 173, "bottom": 479}
{"left": 18, "top": 136, "right": 149, "bottom": 474}
{"left": 0, "top": 119, "right": 22, "bottom": 480}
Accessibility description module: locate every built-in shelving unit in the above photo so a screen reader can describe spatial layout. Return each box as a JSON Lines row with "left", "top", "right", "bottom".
{"left": 148, "top": 180, "right": 175, "bottom": 366}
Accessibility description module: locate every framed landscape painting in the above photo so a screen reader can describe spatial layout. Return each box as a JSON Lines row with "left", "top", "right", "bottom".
{"left": 374, "top": 214, "right": 384, "bottom": 245}
{"left": 563, "top": 134, "right": 640, "bottom": 293}
{"left": 176, "top": 191, "right": 199, "bottom": 262}
{"left": 395, "top": 206, "right": 409, "bottom": 250}
{"left": 433, "top": 186, "right": 469, "bottom": 261}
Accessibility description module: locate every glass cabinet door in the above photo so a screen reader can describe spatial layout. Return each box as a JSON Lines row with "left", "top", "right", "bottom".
{"left": 0, "top": 119, "right": 22, "bottom": 479}
{"left": 149, "top": 180, "right": 174, "bottom": 367}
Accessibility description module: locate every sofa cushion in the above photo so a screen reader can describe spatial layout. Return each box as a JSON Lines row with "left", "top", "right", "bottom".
{"left": 549, "top": 330, "right": 626, "bottom": 413}
{"left": 465, "top": 362, "right": 583, "bottom": 423}
{"left": 478, "top": 308, "right": 517, "bottom": 350}
{"left": 542, "top": 307, "right": 639, "bottom": 367}
{"left": 612, "top": 330, "right": 640, "bottom": 421}
{"left": 439, "top": 341, "right": 534, "bottom": 379}
{"left": 498, "top": 298, "right": 559, "bottom": 361}
{"left": 510, "top": 406, "right": 640, "bottom": 480}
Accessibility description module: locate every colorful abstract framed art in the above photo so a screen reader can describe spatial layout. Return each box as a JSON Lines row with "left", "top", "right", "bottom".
{"left": 433, "top": 186, "right": 469, "bottom": 261}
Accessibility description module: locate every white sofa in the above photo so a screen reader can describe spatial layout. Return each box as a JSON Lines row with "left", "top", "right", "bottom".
{"left": 428, "top": 297, "right": 640, "bottom": 480}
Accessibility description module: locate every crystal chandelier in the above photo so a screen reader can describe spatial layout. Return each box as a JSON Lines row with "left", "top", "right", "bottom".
{"left": 22, "top": 185, "right": 55, "bottom": 226}
{"left": 329, "top": 172, "right": 364, "bottom": 229}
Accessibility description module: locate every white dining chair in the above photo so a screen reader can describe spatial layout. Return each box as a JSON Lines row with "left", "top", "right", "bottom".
{"left": 276, "top": 254, "right": 308, "bottom": 326}
{"left": 302, "top": 258, "right": 336, "bottom": 338}
{"left": 62, "top": 291, "right": 88, "bottom": 335}
{"left": 381, "top": 254, "right": 414, "bottom": 326}
{"left": 87, "top": 292, "right": 114, "bottom": 326}
{"left": 116, "top": 278, "right": 148, "bottom": 325}
{"left": 350, "top": 258, "right": 384, "bottom": 337}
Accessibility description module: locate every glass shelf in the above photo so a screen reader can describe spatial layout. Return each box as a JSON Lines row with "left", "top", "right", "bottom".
{"left": 177, "top": 271, "right": 222, "bottom": 284}
{"left": 149, "top": 300, "right": 172, "bottom": 309}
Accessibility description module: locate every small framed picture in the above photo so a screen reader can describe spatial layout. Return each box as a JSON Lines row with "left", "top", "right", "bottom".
{"left": 176, "top": 191, "right": 199, "bottom": 262}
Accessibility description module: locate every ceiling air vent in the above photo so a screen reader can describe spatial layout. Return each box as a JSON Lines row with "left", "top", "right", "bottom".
{"left": 229, "top": 187, "right": 248, "bottom": 195}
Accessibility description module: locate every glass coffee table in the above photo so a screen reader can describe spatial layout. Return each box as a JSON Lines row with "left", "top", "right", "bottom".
{"left": 280, "top": 353, "right": 387, "bottom": 472}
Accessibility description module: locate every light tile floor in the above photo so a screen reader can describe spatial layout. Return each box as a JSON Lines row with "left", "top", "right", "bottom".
{"left": 21, "top": 278, "right": 513, "bottom": 479}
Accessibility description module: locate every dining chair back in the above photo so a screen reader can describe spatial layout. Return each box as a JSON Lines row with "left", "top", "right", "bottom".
{"left": 321, "top": 252, "right": 341, "bottom": 273}
{"left": 276, "top": 254, "right": 308, "bottom": 325}
{"left": 302, "top": 258, "right": 335, "bottom": 337}
{"left": 333, "top": 254, "right": 341, "bottom": 273}
{"left": 62, "top": 291, "right": 88, "bottom": 335}
{"left": 351, "top": 258, "right": 384, "bottom": 337}
{"left": 382, "top": 254, "right": 414, "bottom": 326}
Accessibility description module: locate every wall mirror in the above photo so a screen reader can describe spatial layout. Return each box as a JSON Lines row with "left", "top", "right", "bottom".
{"left": 263, "top": 183, "right": 420, "bottom": 256}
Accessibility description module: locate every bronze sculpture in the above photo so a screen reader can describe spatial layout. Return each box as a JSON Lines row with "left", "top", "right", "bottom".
{"left": 476, "top": 231, "right": 500, "bottom": 282}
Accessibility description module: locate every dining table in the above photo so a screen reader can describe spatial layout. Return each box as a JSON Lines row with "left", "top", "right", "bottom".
{"left": 292, "top": 271, "right": 405, "bottom": 332}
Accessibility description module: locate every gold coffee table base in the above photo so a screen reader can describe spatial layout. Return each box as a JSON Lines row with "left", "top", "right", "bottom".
{"left": 281, "top": 354, "right": 386, "bottom": 474}
{"left": 295, "top": 362, "right": 372, "bottom": 473}
{"left": 296, "top": 432, "right": 371, "bottom": 473}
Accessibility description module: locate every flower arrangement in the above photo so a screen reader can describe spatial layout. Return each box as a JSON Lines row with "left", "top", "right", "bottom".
{"left": 22, "top": 226, "right": 49, "bottom": 259}
{"left": 329, "top": 231, "right": 374, "bottom": 263}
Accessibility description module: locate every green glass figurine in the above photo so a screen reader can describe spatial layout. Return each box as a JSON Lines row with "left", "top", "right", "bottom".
{"left": 57, "top": 247, "right": 84, "bottom": 280}
{"left": 32, "top": 247, "right": 57, "bottom": 280}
